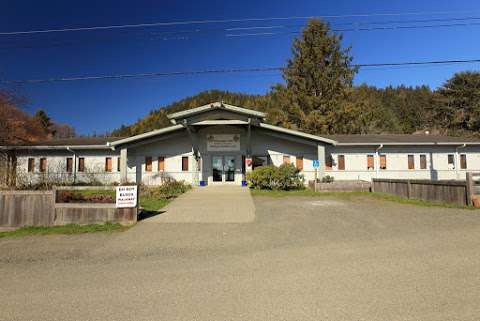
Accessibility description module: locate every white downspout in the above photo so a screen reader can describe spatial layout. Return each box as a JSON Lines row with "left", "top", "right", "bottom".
{"left": 375, "top": 144, "right": 384, "bottom": 179}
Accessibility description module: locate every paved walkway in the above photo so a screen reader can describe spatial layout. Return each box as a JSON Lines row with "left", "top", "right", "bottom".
{"left": 144, "top": 185, "right": 255, "bottom": 223}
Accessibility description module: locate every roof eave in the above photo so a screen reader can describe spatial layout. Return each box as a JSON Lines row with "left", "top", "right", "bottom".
{"left": 258, "top": 123, "right": 337, "bottom": 145}
{"left": 336, "top": 142, "right": 480, "bottom": 146}
{"left": 109, "top": 124, "right": 184, "bottom": 147}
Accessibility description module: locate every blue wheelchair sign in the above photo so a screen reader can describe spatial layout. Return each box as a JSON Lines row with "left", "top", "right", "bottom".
{"left": 312, "top": 160, "right": 320, "bottom": 168}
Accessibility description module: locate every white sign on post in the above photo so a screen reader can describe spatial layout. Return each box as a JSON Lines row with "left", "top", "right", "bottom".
{"left": 207, "top": 134, "right": 240, "bottom": 151}
{"left": 116, "top": 185, "right": 138, "bottom": 208}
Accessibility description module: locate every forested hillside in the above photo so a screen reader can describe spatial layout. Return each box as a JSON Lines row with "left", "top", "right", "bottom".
{"left": 0, "top": 91, "right": 75, "bottom": 145}
{"left": 112, "top": 19, "right": 480, "bottom": 138}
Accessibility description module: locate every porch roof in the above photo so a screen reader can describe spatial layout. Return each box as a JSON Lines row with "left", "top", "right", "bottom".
{"left": 167, "top": 101, "right": 266, "bottom": 124}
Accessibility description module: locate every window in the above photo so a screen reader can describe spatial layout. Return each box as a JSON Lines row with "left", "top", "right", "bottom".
{"left": 145, "top": 156, "right": 152, "bottom": 172}
{"left": 28, "top": 158, "right": 35, "bottom": 172}
{"left": 105, "top": 157, "right": 112, "bottom": 172}
{"left": 408, "top": 155, "right": 415, "bottom": 170}
{"left": 325, "top": 154, "right": 333, "bottom": 170}
{"left": 296, "top": 156, "right": 303, "bottom": 170}
{"left": 420, "top": 154, "right": 427, "bottom": 170}
{"left": 252, "top": 155, "right": 270, "bottom": 170}
{"left": 448, "top": 154, "right": 455, "bottom": 169}
{"left": 283, "top": 155, "right": 291, "bottom": 164}
{"left": 337, "top": 155, "right": 345, "bottom": 170}
{"left": 367, "top": 155, "right": 374, "bottom": 170}
{"left": 460, "top": 154, "right": 467, "bottom": 169}
{"left": 182, "top": 156, "right": 189, "bottom": 171}
{"left": 78, "top": 157, "right": 85, "bottom": 172}
{"left": 158, "top": 156, "right": 165, "bottom": 171}
{"left": 66, "top": 157, "right": 73, "bottom": 173}
{"left": 117, "top": 157, "right": 121, "bottom": 172}
{"left": 39, "top": 158, "right": 47, "bottom": 173}
{"left": 380, "top": 155, "right": 387, "bottom": 170}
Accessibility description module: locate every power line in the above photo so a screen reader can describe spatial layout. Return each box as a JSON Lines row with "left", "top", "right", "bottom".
{"left": 227, "top": 21, "right": 480, "bottom": 37}
{"left": 2, "top": 16, "right": 480, "bottom": 51}
{"left": 1, "top": 10, "right": 478, "bottom": 36}
{"left": 2, "top": 59, "right": 480, "bottom": 85}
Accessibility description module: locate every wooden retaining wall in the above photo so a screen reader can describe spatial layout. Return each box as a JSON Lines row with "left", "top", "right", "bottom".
{"left": 0, "top": 190, "right": 55, "bottom": 227}
{"left": 309, "top": 181, "right": 371, "bottom": 192}
{"left": 0, "top": 189, "right": 137, "bottom": 228}
{"left": 372, "top": 178, "right": 469, "bottom": 206}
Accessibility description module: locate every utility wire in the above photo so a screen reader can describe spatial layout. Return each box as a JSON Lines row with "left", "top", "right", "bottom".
{"left": 0, "top": 10, "right": 478, "bottom": 36}
{"left": 227, "top": 21, "right": 480, "bottom": 37}
{"left": 2, "top": 17, "right": 480, "bottom": 51}
{"left": 2, "top": 59, "right": 480, "bottom": 85}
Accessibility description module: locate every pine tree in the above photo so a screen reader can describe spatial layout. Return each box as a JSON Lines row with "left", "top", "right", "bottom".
{"left": 436, "top": 71, "right": 480, "bottom": 135}
{"left": 280, "top": 18, "right": 358, "bottom": 134}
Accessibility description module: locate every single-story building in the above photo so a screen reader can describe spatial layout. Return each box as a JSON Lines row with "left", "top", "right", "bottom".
{"left": 2, "top": 102, "right": 480, "bottom": 186}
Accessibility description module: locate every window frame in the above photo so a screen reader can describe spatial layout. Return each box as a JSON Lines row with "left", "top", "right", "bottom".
{"left": 407, "top": 154, "right": 415, "bottom": 170}
{"left": 158, "top": 156, "right": 165, "bottom": 171}
{"left": 447, "top": 154, "right": 455, "bottom": 169}
{"left": 78, "top": 157, "right": 85, "bottom": 172}
{"left": 420, "top": 154, "right": 427, "bottom": 170}
{"left": 39, "top": 158, "right": 47, "bottom": 173}
{"left": 379, "top": 155, "right": 387, "bottom": 170}
{"left": 182, "top": 156, "right": 189, "bottom": 172}
{"left": 27, "top": 158, "right": 35, "bottom": 173}
{"left": 295, "top": 156, "right": 303, "bottom": 170}
{"left": 66, "top": 157, "right": 73, "bottom": 173}
{"left": 460, "top": 154, "right": 467, "bottom": 170}
{"left": 105, "top": 157, "right": 112, "bottom": 172}
{"left": 325, "top": 154, "right": 333, "bottom": 170}
{"left": 117, "top": 157, "right": 121, "bottom": 172}
{"left": 337, "top": 155, "right": 345, "bottom": 171}
{"left": 367, "top": 155, "right": 374, "bottom": 170}
{"left": 145, "top": 156, "right": 152, "bottom": 172}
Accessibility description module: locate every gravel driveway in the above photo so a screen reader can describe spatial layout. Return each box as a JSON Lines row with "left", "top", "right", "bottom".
{"left": 1, "top": 194, "right": 480, "bottom": 321}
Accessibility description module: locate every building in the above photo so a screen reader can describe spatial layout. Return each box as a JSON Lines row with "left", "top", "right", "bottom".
{"left": 2, "top": 102, "right": 480, "bottom": 186}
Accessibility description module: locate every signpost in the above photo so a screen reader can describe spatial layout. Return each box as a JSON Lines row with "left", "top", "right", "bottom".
{"left": 312, "top": 160, "right": 320, "bottom": 192}
{"left": 116, "top": 185, "right": 138, "bottom": 208}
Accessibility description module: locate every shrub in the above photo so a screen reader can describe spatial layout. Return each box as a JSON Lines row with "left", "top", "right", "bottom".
{"left": 144, "top": 178, "right": 191, "bottom": 199}
{"left": 246, "top": 164, "right": 304, "bottom": 190}
{"left": 321, "top": 175, "right": 335, "bottom": 183}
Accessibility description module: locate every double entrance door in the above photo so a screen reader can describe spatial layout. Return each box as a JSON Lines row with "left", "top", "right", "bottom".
{"left": 212, "top": 155, "right": 236, "bottom": 183}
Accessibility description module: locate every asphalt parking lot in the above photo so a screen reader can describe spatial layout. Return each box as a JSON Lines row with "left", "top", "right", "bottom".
{"left": 1, "top": 194, "right": 480, "bottom": 321}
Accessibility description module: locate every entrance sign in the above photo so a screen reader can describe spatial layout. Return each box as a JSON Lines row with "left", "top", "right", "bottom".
{"left": 312, "top": 160, "right": 320, "bottom": 168}
{"left": 207, "top": 134, "right": 240, "bottom": 151}
{"left": 116, "top": 185, "right": 138, "bottom": 208}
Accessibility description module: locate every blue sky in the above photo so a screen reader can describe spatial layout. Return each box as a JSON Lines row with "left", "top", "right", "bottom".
{"left": 1, "top": 0, "right": 480, "bottom": 135}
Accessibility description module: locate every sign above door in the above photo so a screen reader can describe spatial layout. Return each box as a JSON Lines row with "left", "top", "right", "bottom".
{"left": 207, "top": 134, "right": 240, "bottom": 151}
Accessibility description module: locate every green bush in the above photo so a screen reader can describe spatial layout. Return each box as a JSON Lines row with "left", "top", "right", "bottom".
{"left": 144, "top": 178, "right": 191, "bottom": 199}
{"left": 246, "top": 164, "right": 304, "bottom": 190}
{"left": 321, "top": 175, "right": 335, "bottom": 183}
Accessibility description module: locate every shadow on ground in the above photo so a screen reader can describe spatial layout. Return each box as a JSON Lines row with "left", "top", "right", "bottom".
{"left": 137, "top": 210, "right": 166, "bottom": 221}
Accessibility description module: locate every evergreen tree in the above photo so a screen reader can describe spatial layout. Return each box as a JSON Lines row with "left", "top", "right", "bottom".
{"left": 33, "top": 109, "right": 52, "bottom": 132}
{"left": 280, "top": 18, "right": 358, "bottom": 134}
{"left": 436, "top": 71, "right": 480, "bottom": 134}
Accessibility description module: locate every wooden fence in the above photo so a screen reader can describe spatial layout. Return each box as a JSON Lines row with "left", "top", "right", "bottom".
{"left": 0, "top": 187, "right": 137, "bottom": 228}
{"left": 372, "top": 176, "right": 480, "bottom": 207}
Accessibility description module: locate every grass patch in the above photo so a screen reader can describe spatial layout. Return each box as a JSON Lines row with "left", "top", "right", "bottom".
{"left": 139, "top": 196, "right": 170, "bottom": 212}
{"left": 250, "top": 189, "right": 475, "bottom": 209}
{"left": 370, "top": 192, "right": 474, "bottom": 209}
{"left": 0, "top": 223, "right": 128, "bottom": 239}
